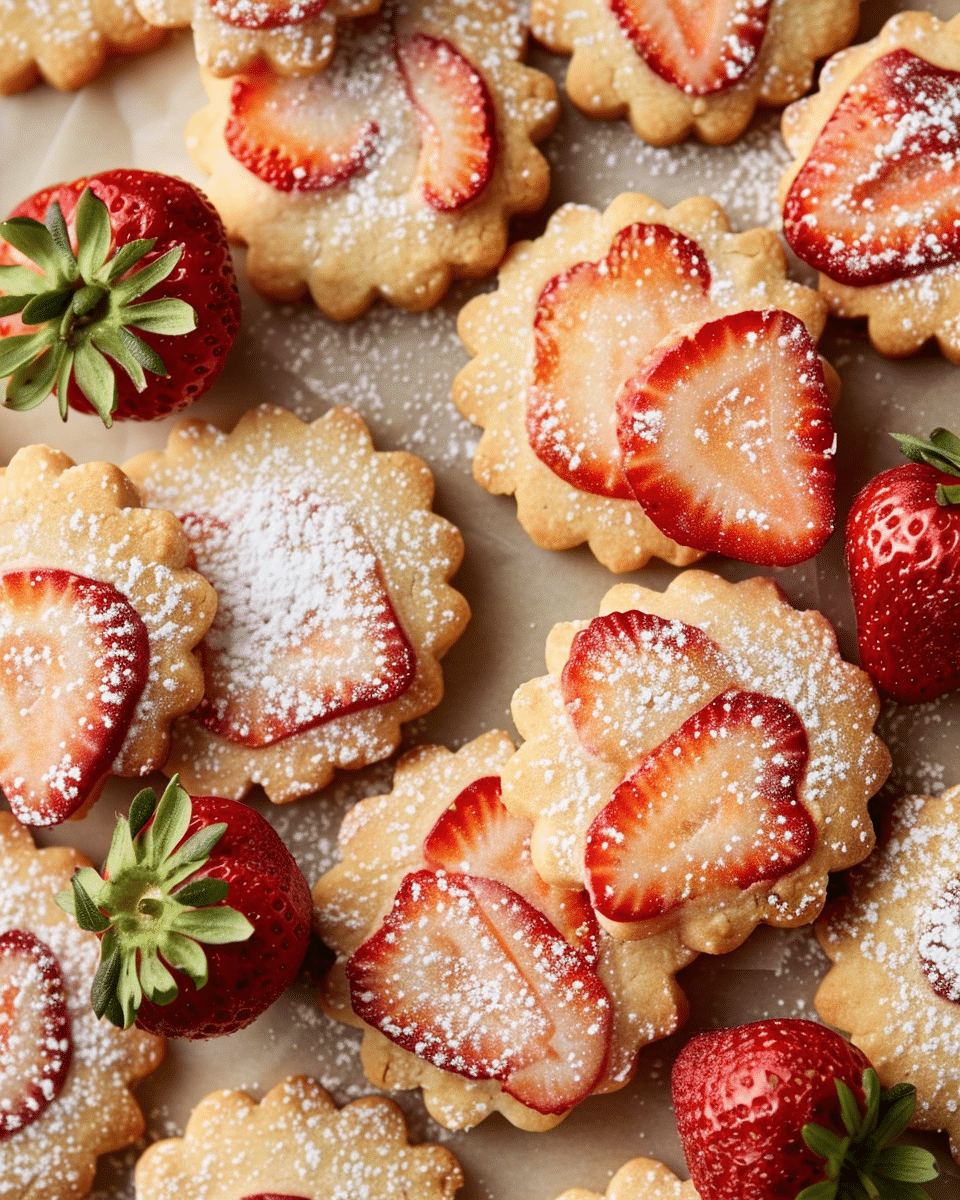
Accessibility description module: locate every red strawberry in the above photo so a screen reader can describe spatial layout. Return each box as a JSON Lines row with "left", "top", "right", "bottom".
{"left": 208, "top": 0, "right": 328, "bottom": 31}
{"left": 395, "top": 34, "right": 497, "bottom": 212}
{"left": 180, "top": 497, "right": 417, "bottom": 748}
{"left": 225, "top": 69, "right": 380, "bottom": 194}
{"left": 0, "top": 569, "right": 149, "bottom": 828}
{"left": 845, "top": 427, "right": 960, "bottom": 704}
{"left": 672, "top": 1019, "right": 939, "bottom": 1200}
{"left": 0, "top": 929, "right": 71, "bottom": 1140}
{"left": 617, "top": 308, "right": 836, "bottom": 567}
{"left": 0, "top": 170, "right": 240, "bottom": 425}
{"left": 527, "top": 223, "right": 713, "bottom": 500}
{"left": 609, "top": 0, "right": 771, "bottom": 97}
{"left": 423, "top": 775, "right": 600, "bottom": 961}
{"left": 783, "top": 49, "right": 960, "bottom": 287}
{"left": 584, "top": 689, "right": 814, "bottom": 924}
{"left": 347, "top": 869, "right": 611, "bottom": 1114}
{"left": 56, "top": 777, "right": 312, "bottom": 1039}
{"left": 560, "top": 609, "right": 736, "bottom": 772}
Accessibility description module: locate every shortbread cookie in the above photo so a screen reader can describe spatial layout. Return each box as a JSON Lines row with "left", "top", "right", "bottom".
{"left": 454, "top": 193, "right": 831, "bottom": 573}
{"left": 779, "top": 11, "right": 960, "bottom": 363}
{"left": 502, "top": 571, "right": 890, "bottom": 956}
{"left": 314, "top": 731, "right": 696, "bottom": 1131}
{"left": 133, "top": 0, "right": 378, "bottom": 78}
{"left": 124, "top": 403, "right": 469, "bottom": 804}
{"left": 0, "top": 446, "right": 216, "bottom": 826}
{"left": 530, "top": 0, "right": 862, "bottom": 146}
{"left": 816, "top": 785, "right": 960, "bottom": 1162}
{"left": 134, "top": 1075, "right": 463, "bottom": 1198}
{"left": 185, "top": 0, "right": 558, "bottom": 318}
{"left": 555, "top": 1158, "right": 698, "bottom": 1200}
{"left": 0, "top": 813, "right": 163, "bottom": 1200}
{"left": 0, "top": 0, "right": 163, "bottom": 95}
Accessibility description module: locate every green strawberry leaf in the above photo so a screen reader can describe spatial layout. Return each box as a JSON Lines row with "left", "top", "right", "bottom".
{"left": 74, "top": 189, "right": 113, "bottom": 278}
{"left": 139, "top": 949, "right": 178, "bottom": 1006}
{"left": 104, "top": 237, "right": 156, "bottom": 282}
{"left": 122, "top": 297, "right": 197, "bottom": 336}
{"left": 128, "top": 786, "right": 159, "bottom": 840}
{"left": 91, "top": 947, "right": 123, "bottom": 1020}
{"left": 21, "top": 287, "right": 73, "bottom": 325}
{"left": 0, "top": 293, "right": 32, "bottom": 317}
{"left": 5, "top": 343, "right": 66, "bottom": 411}
{"left": 44, "top": 201, "right": 78, "bottom": 280}
{"left": 158, "top": 932, "right": 209, "bottom": 989}
{"left": 92, "top": 326, "right": 147, "bottom": 392}
{"left": 117, "top": 326, "right": 167, "bottom": 377}
{"left": 72, "top": 339, "right": 117, "bottom": 423}
{"left": 112, "top": 245, "right": 182, "bottom": 305}
{"left": 875, "top": 1146, "right": 939, "bottom": 1184}
{"left": 796, "top": 1183, "right": 838, "bottom": 1200}
{"left": 70, "top": 874, "right": 111, "bottom": 932}
{"left": 0, "top": 327, "right": 57, "bottom": 379}
{"left": 0, "top": 263, "right": 47, "bottom": 294}
{"left": 172, "top": 906, "right": 254, "bottom": 944}
{"left": 0, "top": 216, "right": 62, "bottom": 276}
{"left": 172, "top": 877, "right": 230, "bottom": 907}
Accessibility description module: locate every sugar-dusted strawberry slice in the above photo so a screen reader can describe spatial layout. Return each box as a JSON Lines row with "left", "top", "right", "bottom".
{"left": 783, "top": 49, "right": 960, "bottom": 287}
{"left": 0, "top": 929, "right": 71, "bottom": 1139}
{"left": 225, "top": 69, "right": 379, "bottom": 193}
{"left": 610, "top": 0, "right": 772, "bottom": 97}
{"left": 0, "top": 569, "right": 149, "bottom": 827}
{"left": 423, "top": 776, "right": 600, "bottom": 961}
{"left": 585, "top": 689, "right": 814, "bottom": 925}
{"left": 394, "top": 33, "right": 497, "bottom": 213}
{"left": 560, "top": 609, "right": 737, "bottom": 772}
{"left": 347, "top": 870, "right": 612, "bottom": 1114}
{"left": 617, "top": 308, "right": 836, "bottom": 567}
{"left": 527, "top": 223, "right": 713, "bottom": 500}
{"left": 208, "top": 0, "right": 328, "bottom": 31}
{"left": 182, "top": 494, "right": 416, "bottom": 748}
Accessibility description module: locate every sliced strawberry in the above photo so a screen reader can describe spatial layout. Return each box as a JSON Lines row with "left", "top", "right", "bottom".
{"left": 0, "top": 929, "right": 71, "bottom": 1139}
{"left": 347, "top": 870, "right": 612, "bottom": 1114}
{"left": 585, "top": 689, "right": 815, "bottom": 924}
{"left": 783, "top": 49, "right": 960, "bottom": 287}
{"left": 610, "top": 0, "right": 771, "bottom": 96}
{"left": 225, "top": 69, "right": 379, "bottom": 193}
{"left": 395, "top": 33, "right": 497, "bottom": 212}
{"left": 918, "top": 876, "right": 960, "bottom": 1003}
{"left": 423, "top": 776, "right": 600, "bottom": 961}
{"left": 208, "top": 0, "right": 328, "bottom": 31}
{"left": 0, "top": 569, "right": 149, "bottom": 827}
{"left": 527, "top": 223, "right": 713, "bottom": 500}
{"left": 617, "top": 308, "right": 836, "bottom": 567}
{"left": 560, "top": 609, "right": 737, "bottom": 773}
{"left": 182, "top": 496, "right": 416, "bottom": 748}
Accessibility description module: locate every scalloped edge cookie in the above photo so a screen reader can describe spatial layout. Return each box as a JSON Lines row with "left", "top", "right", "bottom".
{"left": 554, "top": 1158, "right": 699, "bottom": 1200}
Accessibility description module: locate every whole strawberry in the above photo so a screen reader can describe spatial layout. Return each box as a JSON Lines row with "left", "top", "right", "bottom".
{"left": 0, "top": 169, "right": 240, "bottom": 425}
{"left": 672, "top": 1018, "right": 938, "bottom": 1200}
{"left": 56, "top": 777, "right": 311, "bottom": 1039}
{"left": 846, "top": 428, "right": 960, "bottom": 704}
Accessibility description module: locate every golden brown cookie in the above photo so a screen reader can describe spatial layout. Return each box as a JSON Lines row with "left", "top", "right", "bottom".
{"left": 134, "top": 1075, "right": 464, "bottom": 1198}
{"left": 779, "top": 11, "right": 960, "bottom": 363}
{"left": 314, "top": 731, "right": 695, "bottom": 1131}
{"left": 816, "top": 784, "right": 960, "bottom": 1162}
{"left": 453, "top": 192, "right": 830, "bottom": 573}
{"left": 185, "top": 0, "right": 558, "bottom": 318}
{"left": 0, "top": 812, "right": 163, "bottom": 1200}
{"left": 530, "top": 0, "right": 862, "bottom": 146}
{"left": 554, "top": 1158, "right": 699, "bottom": 1200}
{"left": 0, "top": 446, "right": 216, "bottom": 826}
{"left": 124, "top": 403, "right": 469, "bottom": 804}
{"left": 502, "top": 570, "right": 890, "bottom": 955}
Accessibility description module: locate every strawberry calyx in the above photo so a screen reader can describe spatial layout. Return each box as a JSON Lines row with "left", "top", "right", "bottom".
{"left": 799, "top": 1068, "right": 938, "bottom": 1200}
{"left": 54, "top": 775, "right": 253, "bottom": 1030}
{"left": 891, "top": 428, "right": 960, "bottom": 507}
{"left": 0, "top": 187, "right": 197, "bottom": 427}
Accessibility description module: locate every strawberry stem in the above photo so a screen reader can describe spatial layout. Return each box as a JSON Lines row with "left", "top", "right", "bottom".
{"left": 891, "top": 429, "right": 960, "bottom": 507}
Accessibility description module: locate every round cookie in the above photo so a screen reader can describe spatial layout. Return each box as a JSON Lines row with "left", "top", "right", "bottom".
{"left": 134, "top": 1075, "right": 463, "bottom": 1198}
{"left": 453, "top": 192, "right": 830, "bottom": 573}
{"left": 502, "top": 570, "right": 890, "bottom": 955}
{"left": 0, "top": 812, "right": 163, "bottom": 1200}
{"left": 124, "top": 403, "right": 469, "bottom": 804}
{"left": 816, "top": 784, "right": 960, "bottom": 1162}
{"left": 184, "top": 0, "right": 559, "bottom": 318}
{"left": 529, "top": 0, "right": 863, "bottom": 146}
{"left": 554, "top": 1158, "right": 698, "bottom": 1200}
{"left": 313, "top": 731, "right": 696, "bottom": 1131}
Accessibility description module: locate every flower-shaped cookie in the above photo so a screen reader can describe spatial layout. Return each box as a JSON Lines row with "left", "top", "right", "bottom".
{"left": 314, "top": 732, "right": 696, "bottom": 1131}
{"left": 185, "top": 0, "right": 558, "bottom": 318}
{"left": 454, "top": 193, "right": 832, "bottom": 573}
{"left": 0, "top": 0, "right": 162, "bottom": 95}
{"left": 133, "top": 0, "right": 378, "bottom": 78}
{"left": 0, "top": 813, "right": 163, "bottom": 1200}
{"left": 502, "top": 571, "right": 890, "bottom": 955}
{"left": 816, "top": 784, "right": 960, "bottom": 1162}
{"left": 134, "top": 1075, "right": 463, "bottom": 1198}
{"left": 555, "top": 1159, "right": 698, "bottom": 1200}
{"left": 529, "top": 0, "right": 862, "bottom": 145}
{"left": 124, "top": 403, "right": 469, "bottom": 804}
{"left": 0, "top": 446, "right": 216, "bottom": 826}
{"left": 779, "top": 11, "right": 960, "bottom": 363}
